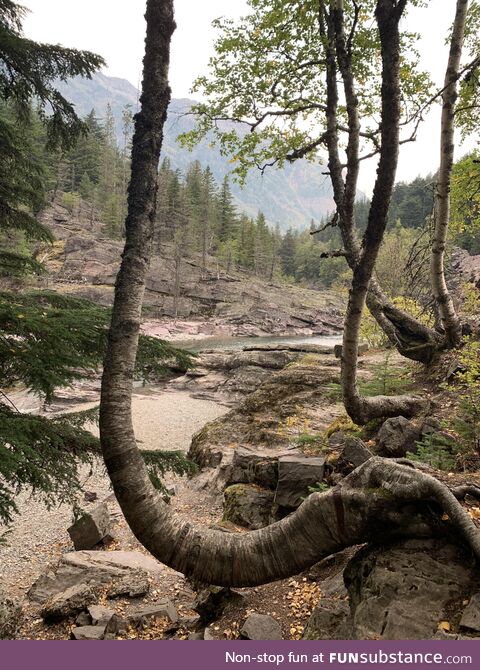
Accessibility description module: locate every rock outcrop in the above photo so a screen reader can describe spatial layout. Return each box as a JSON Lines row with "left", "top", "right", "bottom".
{"left": 305, "top": 539, "right": 480, "bottom": 640}
{"left": 35, "top": 199, "right": 344, "bottom": 338}
{"left": 28, "top": 550, "right": 167, "bottom": 605}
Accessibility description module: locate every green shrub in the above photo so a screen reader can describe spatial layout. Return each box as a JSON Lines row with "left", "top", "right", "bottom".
{"left": 407, "top": 433, "right": 458, "bottom": 472}
{"left": 448, "top": 338, "right": 480, "bottom": 456}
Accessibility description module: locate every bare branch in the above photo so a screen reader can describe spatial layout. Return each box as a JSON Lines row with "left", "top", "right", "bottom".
{"left": 311, "top": 212, "right": 339, "bottom": 235}
{"left": 320, "top": 249, "right": 347, "bottom": 259}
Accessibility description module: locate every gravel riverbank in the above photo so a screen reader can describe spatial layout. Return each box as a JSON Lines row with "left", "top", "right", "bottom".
{"left": 0, "top": 389, "right": 228, "bottom": 598}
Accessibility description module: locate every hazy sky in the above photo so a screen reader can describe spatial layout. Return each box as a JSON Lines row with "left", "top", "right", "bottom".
{"left": 22, "top": 0, "right": 477, "bottom": 195}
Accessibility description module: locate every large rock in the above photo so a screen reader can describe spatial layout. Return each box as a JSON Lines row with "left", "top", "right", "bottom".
{"left": 240, "top": 613, "right": 283, "bottom": 640}
{"left": 67, "top": 503, "right": 111, "bottom": 550}
{"left": 376, "top": 417, "right": 421, "bottom": 458}
{"left": 274, "top": 455, "right": 326, "bottom": 509}
{"left": 303, "top": 600, "right": 350, "bottom": 640}
{"left": 28, "top": 550, "right": 166, "bottom": 604}
{"left": 344, "top": 539, "right": 480, "bottom": 640}
{"left": 223, "top": 484, "right": 274, "bottom": 530}
{"left": 188, "top": 358, "right": 340, "bottom": 470}
{"left": 228, "top": 447, "right": 279, "bottom": 489}
{"left": 340, "top": 436, "right": 373, "bottom": 468}
{"left": 41, "top": 584, "right": 97, "bottom": 621}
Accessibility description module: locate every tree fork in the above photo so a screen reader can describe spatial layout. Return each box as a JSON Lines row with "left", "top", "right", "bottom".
{"left": 341, "top": 0, "right": 427, "bottom": 423}
{"left": 329, "top": 1, "right": 442, "bottom": 366}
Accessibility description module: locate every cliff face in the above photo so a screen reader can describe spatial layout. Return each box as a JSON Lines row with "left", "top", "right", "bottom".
{"left": 35, "top": 198, "right": 344, "bottom": 337}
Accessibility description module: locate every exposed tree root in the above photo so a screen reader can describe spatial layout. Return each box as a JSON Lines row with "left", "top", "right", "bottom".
{"left": 343, "top": 392, "right": 429, "bottom": 424}
{"left": 100, "top": 450, "right": 480, "bottom": 587}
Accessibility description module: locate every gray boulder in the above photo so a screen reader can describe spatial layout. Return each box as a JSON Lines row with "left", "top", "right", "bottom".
{"left": 223, "top": 484, "right": 274, "bottom": 530}
{"left": 341, "top": 437, "right": 373, "bottom": 468}
{"left": 240, "top": 613, "right": 283, "bottom": 640}
{"left": 376, "top": 417, "right": 421, "bottom": 458}
{"left": 67, "top": 503, "right": 111, "bottom": 550}
{"left": 344, "top": 538, "right": 480, "bottom": 640}
{"left": 88, "top": 605, "right": 115, "bottom": 627}
{"left": 71, "top": 625, "right": 105, "bottom": 640}
{"left": 303, "top": 600, "right": 350, "bottom": 640}
{"left": 275, "top": 455, "right": 326, "bottom": 508}
{"left": 28, "top": 550, "right": 166, "bottom": 604}
{"left": 228, "top": 447, "right": 279, "bottom": 489}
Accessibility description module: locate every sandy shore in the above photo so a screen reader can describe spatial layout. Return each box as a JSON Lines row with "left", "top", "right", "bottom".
{"left": 0, "top": 389, "right": 228, "bottom": 598}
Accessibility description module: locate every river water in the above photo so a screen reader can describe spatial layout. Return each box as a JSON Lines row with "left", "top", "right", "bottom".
{"left": 177, "top": 333, "right": 342, "bottom": 353}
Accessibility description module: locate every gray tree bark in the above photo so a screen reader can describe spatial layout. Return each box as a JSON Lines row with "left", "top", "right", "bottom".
{"left": 339, "top": 0, "right": 427, "bottom": 423}
{"left": 324, "top": 0, "right": 443, "bottom": 366}
{"left": 431, "top": 0, "right": 468, "bottom": 348}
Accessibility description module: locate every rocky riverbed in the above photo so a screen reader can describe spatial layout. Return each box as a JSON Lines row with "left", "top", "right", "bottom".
{"left": 2, "top": 340, "right": 480, "bottom": 641}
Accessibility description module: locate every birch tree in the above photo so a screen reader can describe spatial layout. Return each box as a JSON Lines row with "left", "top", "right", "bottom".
{"left": 100, "top": 0, "right": 480, "bottom": 587}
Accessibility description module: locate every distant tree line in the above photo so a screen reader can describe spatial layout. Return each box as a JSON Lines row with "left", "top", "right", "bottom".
{"left": 1, "top": 99, "right": 477, "bottom": 295}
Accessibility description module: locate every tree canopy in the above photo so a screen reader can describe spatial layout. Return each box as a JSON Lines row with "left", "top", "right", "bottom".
{"left": 0, "top": 0, "right": 104, "bottom": 274}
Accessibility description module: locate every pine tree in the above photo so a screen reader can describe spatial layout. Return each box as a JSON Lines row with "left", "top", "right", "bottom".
{"left": 0, "top": 103, "right": 52, "bottom": 274}
{"left": 0, "top": 1, "right": 103, "bottom": 274}
{"left": 199, "top": 166, "right": 217, "bottom": 274}
{"left": 217, "top": 175, "right": 237, "bottom": 243}
{"left": 0, "top": 290, "right": 195, "bottom": 523}
{"left": 279, "top": 228, "right": 297, "bottom": 278}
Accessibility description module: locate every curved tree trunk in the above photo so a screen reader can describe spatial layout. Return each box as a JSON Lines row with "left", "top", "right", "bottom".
{"left": 326, "top": 1, "right": 442, "bottom": 366}
{"left": 431, "top": 0, "right": 468, "bottom": 348}
{"left": 366, "top": 280, "right": 444, "bottom": 363}
{"left": 99, "top": 0, "right": 480, "bottom": 589}
{"left": 341, "top": 0, "right": 427, "bottom": 423}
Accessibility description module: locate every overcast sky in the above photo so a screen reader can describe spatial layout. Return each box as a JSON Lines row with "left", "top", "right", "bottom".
{"left": 22, "top": 0, "right": 477, "bottom": 195}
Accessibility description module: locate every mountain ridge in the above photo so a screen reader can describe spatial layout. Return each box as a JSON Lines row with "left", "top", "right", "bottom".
{"left": 57, "top": 73, "right": 336, "bottom": 230}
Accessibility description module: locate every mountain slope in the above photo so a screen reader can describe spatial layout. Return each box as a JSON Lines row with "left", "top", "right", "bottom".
{"left": 58, "top": 73, "right": 335, "bottom": 230}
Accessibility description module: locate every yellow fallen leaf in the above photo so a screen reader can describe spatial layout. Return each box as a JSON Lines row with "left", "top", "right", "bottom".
{"left": 438, "top": 621, "right": 451, "bottom": 632}
{"left": 468, "top": 507, "right": 480, "bottom": 519}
